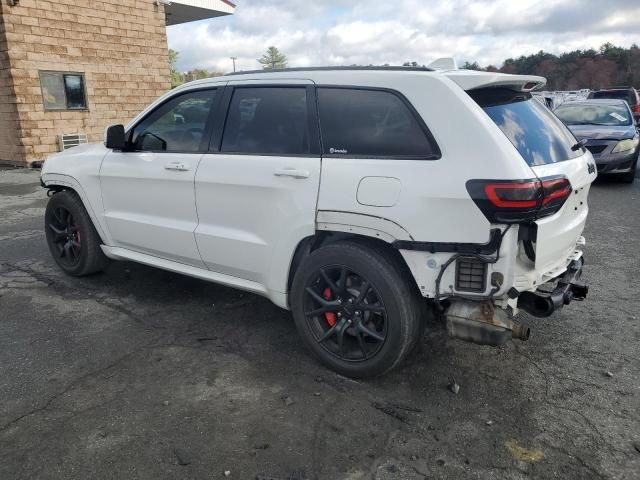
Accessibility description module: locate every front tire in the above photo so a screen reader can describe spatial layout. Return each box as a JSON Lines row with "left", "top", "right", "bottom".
{"left": 290, "top": 241, "right": 422, "bottom": 378}
{"left": 45, "top": 190, "right": 109, "bottom": 276}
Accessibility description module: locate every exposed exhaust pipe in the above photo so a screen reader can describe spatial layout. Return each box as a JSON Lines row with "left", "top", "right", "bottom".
{"left": 511, "top": 322, "right": 531, "bottom": 341}
{"left": 446, "top": 300, "right": 530, "bottom": 346}
{"left": 518, "top": 280, "right": 588, "bottom": 318}
{"left": 518, "top": 292, "right": 555, "bottom": 318}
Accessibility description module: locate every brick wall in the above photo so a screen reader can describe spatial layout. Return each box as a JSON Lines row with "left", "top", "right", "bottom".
{"left": 1, "top": 0, "right": 171, "bottom": 165}
{"left": 0, "top": 2, "right": 26, "bottom": 165}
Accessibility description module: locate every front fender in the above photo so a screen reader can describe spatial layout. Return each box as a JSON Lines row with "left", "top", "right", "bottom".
{"left": 41, "top": 143, "right": 111, "bottom": 245}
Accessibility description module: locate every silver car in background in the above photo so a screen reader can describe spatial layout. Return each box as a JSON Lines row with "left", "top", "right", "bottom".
{"left": 555, "top": 99, "right": 639, "bottom": 183}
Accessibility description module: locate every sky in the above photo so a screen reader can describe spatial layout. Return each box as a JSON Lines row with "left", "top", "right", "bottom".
{"left": 167, "top": 0, "right": 640, "bottom": 73}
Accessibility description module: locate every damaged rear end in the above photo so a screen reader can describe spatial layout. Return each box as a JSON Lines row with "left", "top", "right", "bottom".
{"left": 440, "top": 72, "right": 596, "bottom": 346}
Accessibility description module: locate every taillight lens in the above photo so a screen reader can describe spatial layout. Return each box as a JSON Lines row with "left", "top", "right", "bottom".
{"left": 484, "top": 182, "right": 539, "bottom": 209}
{"left": 467, "top": 177, "right": 572, "bottom": 224}
{"left": 631, "top": 105, "right": 640, "bottom": 114}
{"left": 539, "top": 177, "right": 572, "bottom": 216}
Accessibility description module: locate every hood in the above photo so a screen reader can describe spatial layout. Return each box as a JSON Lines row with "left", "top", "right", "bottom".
{"left": 568, "top": 124, "right": 636, "bottom": 141}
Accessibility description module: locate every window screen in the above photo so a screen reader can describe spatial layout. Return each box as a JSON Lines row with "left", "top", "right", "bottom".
{"left": 317, "top": 88, "right": 437, "bottom": 158}
{"left": 221, "top": 87, "right": 310, "bottom": 155}
{"left": 131, "top": 89, "right": 217, "bottom": 152}
{"left": 40, "top": 72, "right": 87, "bottom": 110}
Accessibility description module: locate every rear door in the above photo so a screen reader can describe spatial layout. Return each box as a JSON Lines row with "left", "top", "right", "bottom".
{"left": 194, "top": 81, "right": 321, "bottom": 292}
{"left": 476, "top": 90, "right": 597, "bottom": 273}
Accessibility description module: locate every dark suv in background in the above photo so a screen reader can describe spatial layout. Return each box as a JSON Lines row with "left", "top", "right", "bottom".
{"left": 588, "top": 87, "right": 640, "bottom": 124}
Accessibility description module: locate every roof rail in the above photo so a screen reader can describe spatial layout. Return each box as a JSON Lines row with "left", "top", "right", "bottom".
{"left": 226, "top": 65, "right": 434, "bottom": 76}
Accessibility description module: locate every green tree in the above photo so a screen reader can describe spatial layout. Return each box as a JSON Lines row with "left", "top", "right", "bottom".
{"left": 463, "top": 43, "right": 640, "bottom": 90}
{"left": 183, "top": 69, "right": 224, "bottom": 82}
{"left": 258, "top": 46, "right": 288, "bottom": 70}
{"left": 461, "top": 61, "right": 481, "bottom": 70}
{"left": 168, "top": 49, "right": 184, "bottom": 88}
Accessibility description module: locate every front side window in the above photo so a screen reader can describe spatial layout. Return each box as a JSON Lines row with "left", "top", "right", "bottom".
{"left": 317, "top": 88, "right": 438, "bottom": 158}
{"left": 555, "top": 103, "right": 632, "bottom": 127}
{"left": 221, "top": 87, "right": 310, "bottom": 155}
{"left": 131, "top": 89, "right": 217, "bottom": 152}
{"left": 40, "top": 72, "right": 87, "bottom": 110}
{"left": 470, "top": 88, "right": 582, "bottom": 167}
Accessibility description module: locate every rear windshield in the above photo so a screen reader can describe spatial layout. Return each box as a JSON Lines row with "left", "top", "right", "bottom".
{"left": 469, "top": 88, "right": 582, "bottom": 167}
{"left": 591, "top": 90, "right": 636, "bottom": 105}
{"left": 554, "top": 103, "right": 632, "bottom": 126}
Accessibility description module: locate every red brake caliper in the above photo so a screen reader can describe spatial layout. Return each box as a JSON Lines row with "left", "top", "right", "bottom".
{"left": 322, "top": 287, "right": 337, "bottom": 327}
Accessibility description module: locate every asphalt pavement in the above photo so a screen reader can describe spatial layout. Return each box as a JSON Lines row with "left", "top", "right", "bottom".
{"left": 1, "top": 167, "right": 639, "bottom": 479}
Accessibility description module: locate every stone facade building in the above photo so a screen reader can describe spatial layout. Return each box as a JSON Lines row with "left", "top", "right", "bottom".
{"left": 0, "top": 0, "right": 234, "bottom": 166}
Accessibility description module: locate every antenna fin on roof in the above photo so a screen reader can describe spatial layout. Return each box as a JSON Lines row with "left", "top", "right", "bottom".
{"left": 428, "top": 57, "right": 458, "bottom": 71}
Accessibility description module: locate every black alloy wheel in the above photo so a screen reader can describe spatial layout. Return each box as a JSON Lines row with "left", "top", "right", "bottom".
{"left": 44, "top": 190, "right": 109, "bottom": 276}
{"left": 291, "top": 241, "right": 423, "bottom": 378}
{"left": 47, "top": 206, "right": 82, "bottom": 267}
{"left": 303, "top": 266, "right": 388, "bottom": 362}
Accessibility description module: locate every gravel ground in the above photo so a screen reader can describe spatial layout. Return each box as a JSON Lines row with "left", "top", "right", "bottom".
{"left": 0, "top": 167, "right": 639, "bottom": 480}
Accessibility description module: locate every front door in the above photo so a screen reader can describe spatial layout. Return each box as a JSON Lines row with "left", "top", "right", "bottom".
{"left": 195, "top": 82, "right": 321, "bottom": 293}
{"left": 100, "top": 88, "right": 221, "bottom": 267}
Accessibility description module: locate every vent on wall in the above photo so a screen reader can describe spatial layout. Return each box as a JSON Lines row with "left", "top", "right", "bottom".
{"left": 58, "top": 133, "right": 88, "bottom": 151}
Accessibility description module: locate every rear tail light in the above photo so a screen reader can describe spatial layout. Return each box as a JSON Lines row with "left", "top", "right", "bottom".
{"left": 466, "top": 177, "right": 572, "bottom": 223}
{"left": 631, "top": 105, "right": 640, "bottom": 114}
{"left": 538, "top": 177, "right": 572, "bottom": 217}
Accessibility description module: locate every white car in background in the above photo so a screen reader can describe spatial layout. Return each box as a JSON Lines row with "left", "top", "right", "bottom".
{"left": 41, "top": 66, "right": 596, "bottom": 378}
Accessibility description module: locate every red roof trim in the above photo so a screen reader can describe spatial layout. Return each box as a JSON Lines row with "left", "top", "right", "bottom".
{"left": 221, "top": 0, "right": 236, "bottom": 8}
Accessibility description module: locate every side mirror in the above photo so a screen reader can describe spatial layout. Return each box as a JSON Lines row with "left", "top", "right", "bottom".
{"left": 104, "top": 124, "right": 126, "bottom": 150}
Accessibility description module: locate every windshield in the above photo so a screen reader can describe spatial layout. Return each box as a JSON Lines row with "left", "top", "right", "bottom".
{"left": 469, "top": 88, "right": 582, "bottom": 167}
{"left": 554, "top": 103, "right": 632, "bottom": 127}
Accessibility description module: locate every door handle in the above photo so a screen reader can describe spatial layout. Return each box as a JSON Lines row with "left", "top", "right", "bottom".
{"left": 164, "top": 162, "right": 190, "bottom": 171}
{"left": 274, "top": 168, "right": 310, "bottom": 179}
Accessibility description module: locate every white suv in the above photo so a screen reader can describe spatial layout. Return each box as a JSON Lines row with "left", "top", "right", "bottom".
{"left": 41, "top": 67, "right": 596, "bottom": 378}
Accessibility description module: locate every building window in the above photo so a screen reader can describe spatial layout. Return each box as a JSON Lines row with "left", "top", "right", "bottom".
{"left": 39, "top": 72, "right": 88, "bottom": 111}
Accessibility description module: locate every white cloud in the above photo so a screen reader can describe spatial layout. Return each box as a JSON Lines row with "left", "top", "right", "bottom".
{"left": 166, "top": 0, "right": 640, "bottom": 73}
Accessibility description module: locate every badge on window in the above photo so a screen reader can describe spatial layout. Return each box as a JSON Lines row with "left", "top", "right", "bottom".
{"left": 329, "top": 147, "right": 348, "bottom": 154}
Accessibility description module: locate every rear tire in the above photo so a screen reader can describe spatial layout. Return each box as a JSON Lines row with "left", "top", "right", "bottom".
{"left": 290, "top": 241, "right": 422, "bottom": 378}
{"left": 45, "top": 190, "right": 109, "bottom": 276}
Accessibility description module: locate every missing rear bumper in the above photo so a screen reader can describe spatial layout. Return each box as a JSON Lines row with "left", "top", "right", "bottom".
{"left": 446, "top": 300, "right": 530, "bottom": 346}
{"left": 517, "top": 258, "right": 587, "bottom": 318}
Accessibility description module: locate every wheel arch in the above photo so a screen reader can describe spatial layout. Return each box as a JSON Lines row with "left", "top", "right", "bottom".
{"left": 42, "top": 174, "right": 110, "bottom": 245}
{"left": 286, "top": 230, "right": 420, "bottom": 305}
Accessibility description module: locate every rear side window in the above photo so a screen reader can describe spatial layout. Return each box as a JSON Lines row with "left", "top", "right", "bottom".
{"left": 221, "top": 87, "right": 310, "bottom": 155}
{"left": 317, "top": 88, "right": 439, "bottom": 158}
{"left": 590, "top": 90, "right": 636, "bottom": 105}
{"left": 470, "top": 88, "right": 582, "bottom": 167}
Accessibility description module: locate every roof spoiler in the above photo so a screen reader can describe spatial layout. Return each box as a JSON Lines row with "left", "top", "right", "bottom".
{"left": 444, "top": 71, "right": 547, "bottom": 92}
